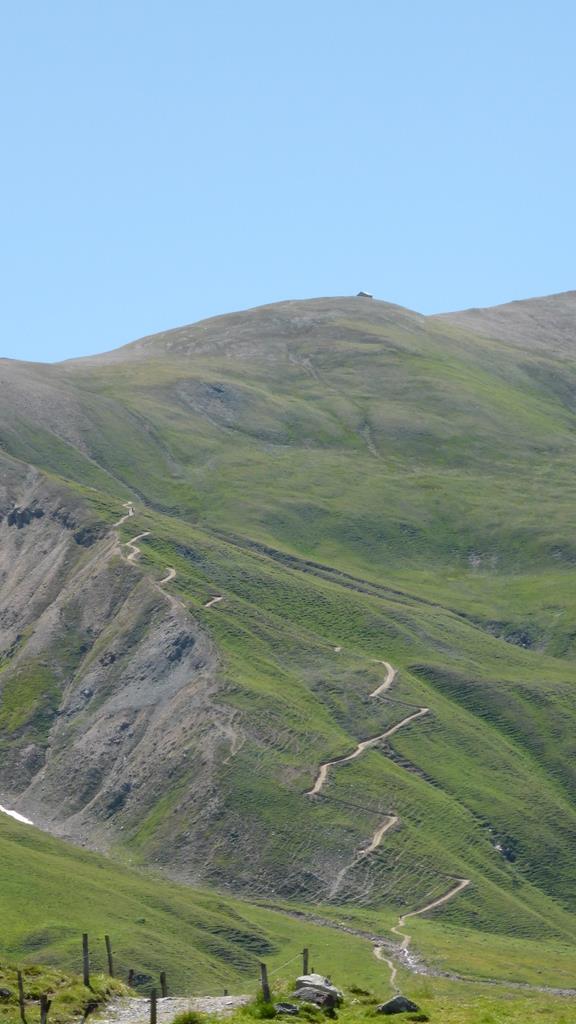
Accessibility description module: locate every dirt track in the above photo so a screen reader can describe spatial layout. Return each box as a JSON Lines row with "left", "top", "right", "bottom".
{"left": 116, "top": 509, "right": 180, "bottom": 599}
{"left": 306, "top": 653, "right": 470, "bottom": 992}
{"left": 113, "top": 502, "right": 135, "bottom": 527}
{"left": 369, "top": 660, "right": 396, "bottom": 697}
{"left": 125, "top": 531, "right": 151, "bottom": 563}
{"left": 306, "top": 706, "right": 429, "bottom": 797}
{"left": 158, "top": 566, "right": 176, "bottom": 585}
{"left": 329, "top": 814, "right": 399, "bottom": 898}
{"left": 97, "top": 995, "right": 249, "bottom": 1024}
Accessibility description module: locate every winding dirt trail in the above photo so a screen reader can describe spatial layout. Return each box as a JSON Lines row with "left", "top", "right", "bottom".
{"left": 375, "top": 877, "right": 471, "bottom": 991}
{"left": 115, "top": 504, "right": 177, "bottom": 586}
{"left": 115, "top": 508, "right": 180, "bottom": 603}
{"left": 329, "top": 814, "right": 399, "bottom": 898}
{"left": 113, "top": 502, "right": 135, "bottom": 528}
{"left": 204, "top": 595, "right": 224, "bottom": 608}
{"left": 125, "top": 531, "right": 151, "bottom": 563}
{"left": 306, "top": 653, "right": 470, "bottom": 992}
{"left": 306, "top": 706, "right": 429, "bottom": 797}
{"left": 396, "top": 876, "right": 471, "bottom": 931}
{"left": 158, "top": 566, "right": 176, "bottom": 585}
{"left": 369, "top": 660, "right": 396, "bottom": 697}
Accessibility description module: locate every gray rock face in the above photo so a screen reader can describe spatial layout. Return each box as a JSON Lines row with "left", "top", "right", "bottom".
{"left": 0, "top": 463, "right": 241, "bottom": 879}
{"left": 376, "top": 995, "right": 421, "bottom": 1014}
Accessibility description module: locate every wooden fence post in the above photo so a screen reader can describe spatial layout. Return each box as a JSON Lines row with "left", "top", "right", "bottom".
{"left": 17, "top": 970, "right": 27, "bottom": 1024}
{"left": 259, "top": 962, "right": 271, "bottom": 1004}
{"left": 104, "top": 935, "right": 114, "bottom": 978}
{"left": 40, "top": 995, "right": 51, "bottom": 1024}
{"left": 82, "top": 934, "right": 90, "bottom": 989}
{"left": 302, "top": 948, "right": 309, "bottom": 975}
{"left": 150, "top": 988, "right": 158, "bottom": 1024}
{"left": 160, "top": 972, "right": 167, "bottom": 998}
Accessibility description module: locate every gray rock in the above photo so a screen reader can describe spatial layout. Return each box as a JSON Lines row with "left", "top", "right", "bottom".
{"left": 293, "top": 987, "right": 340, "bottom": 1010}
{"left": 275, "top": 1003, "right": 299, "bottom": 1015}
{"left": 376, "top": 995, "right": 420, "bottom": 1014}
{"left": 295, "top": 975, "right": 342, "bottom": 1002}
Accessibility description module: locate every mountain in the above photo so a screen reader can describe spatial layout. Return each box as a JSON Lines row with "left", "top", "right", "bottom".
{"left": 1, "top": 292, "right": 576, "bottom": 974}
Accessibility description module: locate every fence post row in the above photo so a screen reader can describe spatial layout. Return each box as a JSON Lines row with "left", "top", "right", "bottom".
{"left": 79, "top": 933, "right": 315, "bottom": 1006}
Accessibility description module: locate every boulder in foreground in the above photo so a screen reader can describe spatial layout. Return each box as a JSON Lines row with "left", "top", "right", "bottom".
{"left": 376, "top": 994, "right": 421, "bottom": 1014}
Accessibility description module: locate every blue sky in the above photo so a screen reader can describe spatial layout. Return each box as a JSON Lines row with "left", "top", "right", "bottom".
{"left": 1, "top": 1, "right": 575, "bottom": 361}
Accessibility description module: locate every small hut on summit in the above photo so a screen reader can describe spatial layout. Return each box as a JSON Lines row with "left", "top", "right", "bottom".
{"left": 356, "top": 290, "right": 373, "bottom": 298}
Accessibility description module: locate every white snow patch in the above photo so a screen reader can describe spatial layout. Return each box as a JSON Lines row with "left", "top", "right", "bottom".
{"left": 0, "top": 804, "right": 34, "bottom": 825}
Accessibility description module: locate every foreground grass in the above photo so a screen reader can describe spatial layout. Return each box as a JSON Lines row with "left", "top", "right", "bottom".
{"left": 196, "top": 976, "right": 576, "bottom": 1024}
{"left": 0, "top": 966, "right": 126, "bottom": 1024}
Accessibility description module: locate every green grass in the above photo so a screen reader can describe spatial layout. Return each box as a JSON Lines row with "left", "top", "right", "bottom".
{"left": 0, "top": 965, "right": 127, "bottom": 1024}
{"left": 218, "top": 979, "right": 576, "bottom": 1024}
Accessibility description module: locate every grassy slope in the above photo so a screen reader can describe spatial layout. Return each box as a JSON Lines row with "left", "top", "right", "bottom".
{"left": 0, "top": 813, "right": 392, "bottom": 995}
{"left": 1, "top": 298, "right": 576, "bottom": 979}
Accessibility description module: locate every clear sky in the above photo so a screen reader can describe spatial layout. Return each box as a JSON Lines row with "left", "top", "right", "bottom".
{"left": 2, "top": 1, "right": 575, "bottom": 361}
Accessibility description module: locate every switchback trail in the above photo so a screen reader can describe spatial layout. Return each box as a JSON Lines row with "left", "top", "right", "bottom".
{"left": 125, "top": 531, "right": 151, "bottom": 563}
{"left": 328, "top": 814, "right": 399, "bottom": 898}
{"left": 113, "top": 502, "right": 135, "bottom": 527}
{"left": 158, "top": 566, "right": 176, "bottom": 585}
{"left": 306, "top": 653, "right": 470, "bottom": 991}
{"left": 306, "top": 706, "right": 429, "bottom": 797}
{"left": 114, "top": 508, "right": 179, "bottom": 602}
{"left": 375, "top": 877, "right": 471, "bottom": 990}
{"left": 369, "top": 660, "right": 396, "bottom": 697}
